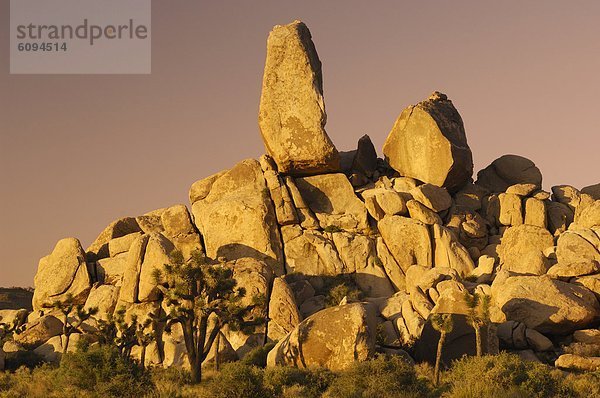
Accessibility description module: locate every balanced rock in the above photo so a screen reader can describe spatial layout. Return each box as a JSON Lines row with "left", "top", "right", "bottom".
{"left": 32, "top": 238, "right": 91, "bottom": 310}
{"left": 267, "top": 303, "right": 376, "bottom": 370}
{"left": 383, "top": 92, "right": 473, "bottom": 192}
{"left": 258, "top": 20, "right": 339, "bottom": 175}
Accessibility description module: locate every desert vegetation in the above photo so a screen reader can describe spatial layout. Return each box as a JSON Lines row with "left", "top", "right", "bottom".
{"left": 1, "top": 347, "right": 599, "bottom": 398}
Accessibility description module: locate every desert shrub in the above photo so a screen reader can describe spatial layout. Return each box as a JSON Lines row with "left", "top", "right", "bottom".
{"left": 0, "top": 345, "right": 153, "bottom": 398}
{"left": 3, "top": 350, "right": 45, "bottom": 371}
{"left": 263, "top": 366, "right": 333, "bottom": 398}
{"left": 323, "top": 355, "right": 433, "bottom": 398}
{"left": 197, "top": 362, "right": 266, "bottom": 398}
{"left": 323, "top": 225, "right": 342, "bottom": 233}
{"left": 443, "top": 352, "right": 576, "bottom": 398}
{"left": 55, "top": 344, "right": 152, "bottom": 396}
{"left": 241, "top": 342, "right": 276, "bottom": 367}
{"left": 323, "top": 275, "right": 363, "bottom": 307}
{"left": 147, "top": 367, "right": 203, "bottom": 398}
{"left": 0, "top": 364, "right": 70, "bottom": 398}
{"left": 563, "top": 371, "right": 600, "bottom": 398}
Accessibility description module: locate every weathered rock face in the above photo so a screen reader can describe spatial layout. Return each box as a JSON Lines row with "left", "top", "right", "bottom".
{"left": 160, "top": 204, "right": 202, "bottom": 259}
{"left": 295, "top": 173, "right": 368, "bottom": 232}
{"left": 281, "top": 225, "right": 344, "bottom": 275}
{"left": 258, "top": 20, "right": 340, "bottom": 176}
{"left": 331, "top": 232, "right": 395, "bottom": 297}
{"left": 32, "top": 238, "right": 91, "bottom": 310}
{"left": 86, "top": 217, "right": 142, "bottom": 261}
{"left": 498, "top": 225, "right": 554, "bottom": 275}
{"left": 432, "top": 224, "right": 475, "bottom": 277}
{"left": 476, "top": 155, "right": 542, "bottom": 193}
{"left": 383, "top": 92, "right": 473, "bottom": 192}
{"left": 492, "top": 275, "right": 600, "bottom": 334}
{"left": 556, "top": 228, "right": 600, "bottom": 265}
{"left": 267, "top": 303, "right": 376, "bottom": 370}
{"left": 379, "top": 216, "right": 432, "bottom": 273}
{"left": 259, "top": 155, "right": 299, "bottom": 226}
{"left": 191, "top": 159, "right": 284, "bottom": 275}
{"left": 84, "top": 285, "right": 119, "bottom": 320}
{"left": 361, "top": 188, "right": 408, "bottom": 221}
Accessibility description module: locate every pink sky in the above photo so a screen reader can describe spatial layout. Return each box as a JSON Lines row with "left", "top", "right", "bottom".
{"left": 1, "top": 0, "right": 599, "bottom": 286}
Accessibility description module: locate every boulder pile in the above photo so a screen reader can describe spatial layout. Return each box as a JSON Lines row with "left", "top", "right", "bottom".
{"left": 2, "top": 20, "right": 599, "bottom": 372}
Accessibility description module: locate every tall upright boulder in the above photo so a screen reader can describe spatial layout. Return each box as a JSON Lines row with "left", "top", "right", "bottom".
{"left": 258, "top": 20, "right": 340, "bottom": 176}
{"left": 32, "top": 238, "right": 91, "bottom": 310}
{"left": 382, "top": 92, "right": 473, "bottom": 192}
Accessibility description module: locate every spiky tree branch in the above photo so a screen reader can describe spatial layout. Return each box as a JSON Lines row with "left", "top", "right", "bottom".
{"left": 157, "top": 249, "right": 266, "bottom": 384}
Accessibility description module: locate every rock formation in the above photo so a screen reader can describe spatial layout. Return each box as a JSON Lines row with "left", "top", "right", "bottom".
{"left": 4, "top": 20, "right": 600, "bottom": 373}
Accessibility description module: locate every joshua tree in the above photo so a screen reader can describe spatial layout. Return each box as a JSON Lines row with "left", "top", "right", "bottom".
{"left": 431, "top": 313, "right": 454, "bottom": 386}
{"left": 134, "top": 316, "right": 157, "bottom": 370}
{"left": 94, "top": 313, "right": 118, "bottom": 346}
{"left": 464, "top": 291, "right": 491, "bottom": 356}
{"left": 155, "top": 249, "right": 266, "bottom": 384}
{"left": 113, "top": 307, "right": 138, "bottom": 359}
{"left": 52, "top": 294, "right": 98, "bottom": 353}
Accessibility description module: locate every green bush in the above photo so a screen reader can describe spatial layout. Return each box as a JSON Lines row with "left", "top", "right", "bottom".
{"left": 0, "top": 345, "right": 153, "bottom": 398}
{"left": 241, "top": 342, "right": 276, "bottom": 367}
{"left": 198, "top": 362, "right": 266, "bottom": 398}
{"left": 323, "top": 275, "right": 363, "bottom": 307}
{"left": 263, "top": 366, "right": 333, "bottom": 398}
{"left": 323, "top": 355, "right": 433, "bottom": 398}
{"left": 444, "top": 352, "right": 576, "bottom": 398}
{"left": 56, "top": 344, "right": 152, "bottom": 396}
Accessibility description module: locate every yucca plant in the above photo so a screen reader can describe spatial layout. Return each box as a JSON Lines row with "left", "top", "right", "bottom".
{"left": 154, "top": 249, "right": 266, "bottom": 383}
{"left": 52, "top": 294, "right": 98, "bottom": 354}
{"left": 464, "top": 291, "right": 491, "bottom": 357}
{"left": 430, "top": 313, "right": 454, "bottom": 386}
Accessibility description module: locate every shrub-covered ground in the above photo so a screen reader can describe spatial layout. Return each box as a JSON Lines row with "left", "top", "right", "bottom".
{"left": 1, "top": 346, "right": 599, "bottom": 398}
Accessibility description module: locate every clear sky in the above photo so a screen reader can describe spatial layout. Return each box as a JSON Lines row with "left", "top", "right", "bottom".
{"left": 1, "top": 0, "right": 599, "bottom": 287}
